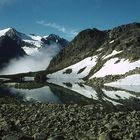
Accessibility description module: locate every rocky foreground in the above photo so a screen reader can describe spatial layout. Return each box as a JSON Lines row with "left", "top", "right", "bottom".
{"left": 0, "top": 97, "right": 140, "bottom": 140}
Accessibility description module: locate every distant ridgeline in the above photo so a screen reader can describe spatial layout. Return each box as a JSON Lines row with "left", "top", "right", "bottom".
{"left": 46, "top": 22, "right": 140, "bottom": 85}
{"left": 0, "top": 28, "right": 68, "bottom": 67}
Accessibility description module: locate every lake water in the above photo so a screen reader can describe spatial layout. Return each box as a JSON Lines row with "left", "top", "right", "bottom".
{"left": 0, "top": 78, "right": 140, "bottom": 108}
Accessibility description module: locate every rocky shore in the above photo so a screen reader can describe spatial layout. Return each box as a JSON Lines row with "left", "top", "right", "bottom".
{"left": 0, "top": 97, "right": 140, "bottom": 140}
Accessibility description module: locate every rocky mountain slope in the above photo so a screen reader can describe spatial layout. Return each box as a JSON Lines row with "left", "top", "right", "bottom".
{"left": 47, "top": 22, "right": 140, "bottom": 85}
{"left": 0, "top": 28, "right": 68, "bottom": 66}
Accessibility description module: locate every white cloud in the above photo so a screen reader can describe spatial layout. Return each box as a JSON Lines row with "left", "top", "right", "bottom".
{"left": 0, "top": 45, "right": 61, "bottom": 75}
{"left": 36, "top": 20, "right": 78, "bottom": 38}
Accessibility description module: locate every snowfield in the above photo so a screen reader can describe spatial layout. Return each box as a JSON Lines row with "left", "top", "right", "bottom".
{"left": 23, "top": 35, "right": 43, "bottom": 48}
{"left": 48, "top": 56, "right": 98, "bottom": 79}
{"left": 90, "top": 58, "right": 140, "bottom": 78}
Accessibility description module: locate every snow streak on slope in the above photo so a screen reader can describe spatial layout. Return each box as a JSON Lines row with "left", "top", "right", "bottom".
{"left": 109, "top": 40, "right": 115, "bottom": 44}
{"left": 48, "top": 56, "right": 97, "bottom": 79}
{"left": 103, "top": 50, "right": 122, "bottom": 59}
{"left": 90, "top": 58, "right": 140, "bottom": 78}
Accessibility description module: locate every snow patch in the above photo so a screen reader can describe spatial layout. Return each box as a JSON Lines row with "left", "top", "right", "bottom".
{"left": 23, "top": 77, "right": 34, "bottom": 81}
{"left": 96, "top": 47, "right": 103, "bottom": 52}
{"left": 109, "top": 40, "right": 115, "bottom": 44}
{"left": 22, "top": 46, "right": 39, "bottom": 55}
{"left": 90, "top": 58, "right": 140, "bottom": 78}
{"left": 48, "top": 56, "right": 97, "bottom": 79}
{"left": 0, "top": 28, "right": 11, "bottom": 37}
{"left": 22, "top": 34, "right": 43, "bottom": 48}
{"left": 29, "top": 35, "right": 42, "bottom": 41}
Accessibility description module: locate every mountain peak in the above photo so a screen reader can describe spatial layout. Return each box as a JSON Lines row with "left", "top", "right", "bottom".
{"left": 41, "top": 34, "right": 68, "bottom": 47}
{"left": 75, "top": 28, "right": 105, "bottom": 41}
{"left": 0, "top": 27, "right": 16, "bottom": 37}
{"left": 49, "top": 34, "right": 59, "bottom": 37}
{"left": 44, "top": 34, "right": 61, "bottom": 40}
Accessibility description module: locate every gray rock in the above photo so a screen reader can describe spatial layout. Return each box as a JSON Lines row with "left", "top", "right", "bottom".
{"left": 47, "top": 135, "right": 64, "bottom": 140}
{"left": 33, "top": 132, "right": 47, "bottom": 140}
{"left": 98, "top": 132, "right": 110, "bottom": 140}
{"left": 0, "top": 120, "right": 11, "bottom": 132}
{"left": 2, "top": 135, "right": 18, "bottom": 140}
{"left": 105, "top": 120, "right": 120, "bottom": 130}
{"left": 18, "top": 135, "right": 33, "bottom": 140}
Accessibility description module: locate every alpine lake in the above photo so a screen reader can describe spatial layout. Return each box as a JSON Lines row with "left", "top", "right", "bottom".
{"left": 0, "top": 76, "right": 140, "bottom": 110}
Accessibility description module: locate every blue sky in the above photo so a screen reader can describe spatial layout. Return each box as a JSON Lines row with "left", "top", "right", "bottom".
{"left": 0, "top": 0, "right": 140, "bottom": 40}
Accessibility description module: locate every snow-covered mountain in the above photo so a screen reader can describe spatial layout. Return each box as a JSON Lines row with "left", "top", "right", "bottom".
{"left": 47, "top": 22, "right": 140, "bottom": 86}
{"left": 0, "top": 27, "right": 68, "bottom": 66}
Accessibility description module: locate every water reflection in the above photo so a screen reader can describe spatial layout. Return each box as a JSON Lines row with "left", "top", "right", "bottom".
{"left": 10, "top": 86, "right": 61, "bottom": 103}
{"left": 47, "top": 78, "right": 140, "bottom": 104}
{"left": 0, "top": 78, "right": 140, "bottom": 108}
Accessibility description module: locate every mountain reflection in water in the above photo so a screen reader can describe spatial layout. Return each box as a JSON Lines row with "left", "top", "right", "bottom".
{"left": 0, "top": 78, "right": 140, "bottom": 109}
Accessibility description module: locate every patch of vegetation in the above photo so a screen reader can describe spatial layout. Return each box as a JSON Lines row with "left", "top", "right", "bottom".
{"left": 77, "top": 67, "right": 86, "bottom": 74}
{"left": 63, "top": 82, "right": 73, "bottom": 88}
{"left": 34, "top": 72, "right": 46, "bottom": 83}
{"left": 63, "top": 69, "right": 72, "bottom": 74}
{"left": 114, "top": 59, "right": 121, "bottom": 64}
{"left": 15, "top": 82, "right": 47, "bottom": 89}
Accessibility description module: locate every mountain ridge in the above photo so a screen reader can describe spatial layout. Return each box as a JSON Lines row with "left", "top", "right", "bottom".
{"left": 47, "top": 22, "right": 140, "bottom": 85}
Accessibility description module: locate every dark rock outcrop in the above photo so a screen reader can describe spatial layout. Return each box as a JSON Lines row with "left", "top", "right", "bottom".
{"left": 41, "top": 34, "right": 68, "bottom": 48}
{"left": 0, "top": 36, "right": 25, "bottom": 67}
